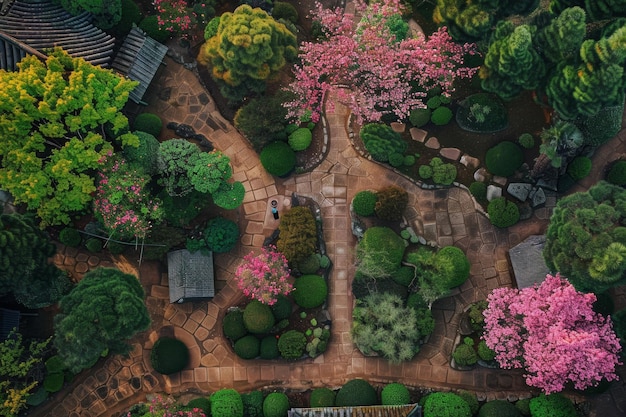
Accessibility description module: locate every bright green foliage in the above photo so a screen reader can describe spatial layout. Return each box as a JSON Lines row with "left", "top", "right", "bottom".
{"left": 195, "top": 217, "right": 240, "bottom": 254}
{"left": 53, "top": 268, "right": 150, "bottom": 373}
{"left": 539, "top": 121, "right": 584, "bottom": 168}
{"left": 360, "top": 123, "right": 407, "bottom": 163}
{"left": 486, "top": 141, "right": 524, "bottom": 176}
{"left": 277, "top": 330, "right": 306, "bottom": 359}
{"left": 335, "top": 379, "right": 378, "bottom": 406}
{"left": 375, "top": 185, "right": 408, "bottom": 221}
{"left": 188, "top": 150, "right": 234, "bottom": 194}
{"left": 234, "top": 91, "right": 292, "bottom": 150}
{"left": 276, "top": 206, "right": 317, "bottom": 264}
{"left": 477, "top": 340, "right": 496, "bottom": 361}
{"left": 198, "top": 5, "right": 297, "bottom": 98}
{"left": 431, "top": 106, "right": 453, "bottom": 125}
{"left": 124, "top": 131, "right": 161, "bottom": 175}
{"left": 55, "top": 0, "right": 122, "bottom": 29}
{"left": 487, "top": 197, "right": 520, "bottom": 228}
{"left": 211, "top": 389, "right": 244, "bottom": 417}
{"left": 550, "top": 0, "right": 626, "bottom": 21}
{"left": 157, "top": 139, "right": 199, "bottom": 196}
{"left": 518, "top": 133, "right": 535, "bottom": 149}
{"left": 213, "top": 181, "right": 246, "bottom": 210}
{"left": 310, "top": 388, "right": 336, "bottom": 407}
{"left": 263, "top": 392, "right": 289, "bottom": 417}
{"left": 223, "top": 310, "right": 248, "bottom": 341}
{"left": 429, "top": 157, "right": 457, "bottom": 185}
{"left": 356, "top": 227, "right": 406, "bottom": 278}
{"left": 243, "top": 300, "right": 275, "bottom": 334}
{"left": 293, "top": 275, "right": 328, "bottom": 308}
{"left": 409, "top": 107, "right": 431, "bottom": 127}
{"left": 566, "top": 156, "right": 592, "bottom": 180}
{"left": 352, "top": 190, "right": 378, "bottom": 216}
{"left": 242, "top": 391, "right": 264, "bottom": 417}
{"left": 288, "top": 127, "right": 313, "bottom": 151}
{"left": 423, "top": 392, "right": 471, "bottom": 417}
{"left": 205, "top": 16, "right": 221, "bottom": 40}
{"left": 260, "top": 336, "right": 280, "bottom": 359}
{"left": 405, "top": 247, "right": 450, "bottom": 305}
{"left": 544, "top": 181, "right": 626, "bottom": 292}
{"left": 234, "top": 335, "right": 261, "bottom": 359}
{"left": 433, "top": 0, "right": 494, "bottom": 41}
{"left": 150, "top": 337, "right": 190, "bottom": 375}
{"left": 260, "top": 141, "right": 296, "bottom": 176}
{"left": 607, "top": 160, "right": 626, "bottom": 185}
{"left": 529, "top": 394, "right": 577, "bottom": 417}
{"left": 535, "top": 7, "right": 586, "bottom": 64}
{"left": 435, "top": 246, "right": 471, "bottom": 288}
{"left": 0, "top": 214, "right": 71, "bottom": 308}
{"left": 479, "top": 400, "right": 521, "bottom": 417}
{"left": 0, "top": 49, "right": 138, "bottom": 226}
{"left": 133, "top": 113, "right": 163, "bottom": 138}
{"left": 381, "top": 383, "right": 410, "bottom": 405}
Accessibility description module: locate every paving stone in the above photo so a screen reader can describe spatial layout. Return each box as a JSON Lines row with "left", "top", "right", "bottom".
{"left": 425, "top": 136, "right": 440, "bottom": 149}
{"left": 390, "top": 122, "right": 405, "bottom": 133}
{"left": 440, "top": 147, "right": 461, "bottom": 161}
{"left": 460, "top": 154, "right": 480, "bottom": 169}
{"left": 409, "top": 127, "right": 427, "bottom": 142}
{"left": 75, "top": 262, "right": 89, "bottom": 273}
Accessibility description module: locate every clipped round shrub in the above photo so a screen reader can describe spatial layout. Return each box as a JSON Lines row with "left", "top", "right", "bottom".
{"left": 234, "top": 335, "right": 260, "bottom": 359}
{"left": 310, "top": 387, "right": 336, "bottom": 407}
{"left": 452, "top": 342, "right": 478, "bottom": 366}
{"left": 211, "top": 389, "right": 244, "bottom": 417}
{"left": 204, "top": 217, "right": 240, "bottom": 253}
{"left": 260, "top": 141, "right": 296, "bottom": 177}
{"left": 288, "top": 127, "right": 312, "bottom": 151}
{"left": 457, "top": 391, "right": 479, "bottom": 415}
{"left": 477, "top": 340, "right": 496, "bottom": 361}
{"left": 223, "top": 310, "right": 248, "bottom": 341}
{"left": 518, "top": 133, "right": 534, "bottom": 149}
{"left": 187, "top": 397, "right": 211, "bottom": 413}
{"left": 431, "top": 107, "right": 453, "bottom": 125}
{"left": 85, "top": 238, "right": 103, "bottom": 253}
{"left": 529, "top": 394, "right": 577, "bottom": 417}
{"left": 213, "top": 181, "right": 246, "bottom": 210}
{"left": 45, "top": 355, "right": 66, "bottom": 373}
{"left": 423, "top": 392, "right": 471, "bottom": 417}
{"left": 293, "top": 275, "right": 328, "bottom": 308}
{"left": 243, "top": 300, "right": 276, "bottom": 334}
{"left": 138, "top": 15, "right": 171, "bottom": 43}
{"left": 43, "top": 372, "right": 64, "bottom": 393}
{"left": 567, "top": 156, "right": 592, "bottom": 180}
{"left": 353, "top": 190, "right": 378, "bottom": 217}
{"left": 469, "top": 181, "right": 487, "bottom": 202}
{"left": 485, "top": 141, "right": 523, "bottom": 177}
{"left": 335, "top": 379, "right": 378, "bottom": 406}
{"left": 271, "top": 294, "right": 293, "bottom": 321}
{"left": 133, "top": 113, "right": 163, "bottom": 138}
{"left": 409, "top": 107, "right": 432, "bottom": 127}
{"left": 106, "top": 241, "right": 126, "bottom": 255}
{"left": 263, "top": 392, "right": 290, "bottom": 417}
{"left": 298, "top": 253, "right": 321, "bottom": 274}
{"left": 435, "top": 246, "right": 470, "bottom": 288}
{"left": 479, "top": 400, "right": 521, "bottom": 417}
{"left": 124, "top": 131, "right": 160, "bottom": 175}
{"left": 277, "top": 330, "right": 306, "bottom": 359}
{"left": 242, "top": 391, "right": 264, "bottom": 417}
{"left": 427, "top": 96, "right": 442, "bottom": 109}
{"left": 381, "top": 383, "right": 410, "bottom": 405}
{"left": 272, "top": 1, "right": 299, "bottom": 23}
{"left": 607, "top": 160, "right": 626, "bottom": 185}
{"left": 59, "top": 228, "right": 81, "bottom": 247}
{"left": 389, "top": 152, "right": 405, "bottom": 168}
{"left": 260, "top": 335, "right": 280, "bottom": 359}
{"left": 391, "top": 266, "right": 415, "bottom": 287}
{"left": 150, "top": 337, "right": 190, "bottom": 375}
{"left": 431, "top": 158, "right": 457, "bottom": 185}
{"left": 419, "top": 165, "right": 433, "bottom": 179}
{"left": 404, "top": 155, "right": 416, "bottom": 166}
{"left": 487, "top": 197, "right": 520, "bottom": 228}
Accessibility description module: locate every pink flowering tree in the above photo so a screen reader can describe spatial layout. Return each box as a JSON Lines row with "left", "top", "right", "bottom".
{"left": 93, "top": 154, "right": 163, "bottom": 241}
{"left": 154, "top": 0, "right": 193, "bottom": 36}
{"left": 483, "top": 274, "right": 622, "bottom": 394}
{"left": 235, "top": 246, "right": 292, "bottom": 305}
{"left": 284, "top": 0, "right": 478, "bottom": 123}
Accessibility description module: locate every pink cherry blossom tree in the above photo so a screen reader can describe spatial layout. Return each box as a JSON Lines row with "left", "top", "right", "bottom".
{"left": 483, "top": 273, "right": 622, "bottom": 394}
{"left": 235, "top": 245, "right": 292, "bottom": 305}
{"left": 283, "top": 0, "right": 478, "bottom": 123}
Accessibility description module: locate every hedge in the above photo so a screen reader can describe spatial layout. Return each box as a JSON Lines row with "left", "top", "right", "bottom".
{"left": 335, "top": 379, "right": 378, "bottom": 406}
{"left": 263, "top": 392, "right": 290, "bottom": 417}
{"left": 310, "top": 388, "right": 336, "bottom": 407}
{"left": 234, "top": 335, "right": 260, "bottom": 359}
{"left": 243, "top": 300, "right": 276, "bottom": 334}
{"left": 211, "top": 389, "right": 244, "bottom": 417}
{"left": 260, "top": 141, "right": 296, "bottom": 177}
{"left": 381, "top": 383, "right": 410, "bottom": 405}
{"left": 292, "top": 275, "right": 328, "bottom": 308}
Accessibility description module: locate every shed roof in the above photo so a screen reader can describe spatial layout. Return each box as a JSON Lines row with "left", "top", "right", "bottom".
{"left": 509, "top": 234, "right": 550, "bottom": 289}
{"left": 167, "top": 249, "right": 215, "bottom": 303}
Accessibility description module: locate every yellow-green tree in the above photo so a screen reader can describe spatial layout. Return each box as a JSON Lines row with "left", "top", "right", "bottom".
{"left": 0, "top": 48, "right": 138, "bottom": 227}
{"left": 197, "top": 5, "right": 297, "bottom": 102}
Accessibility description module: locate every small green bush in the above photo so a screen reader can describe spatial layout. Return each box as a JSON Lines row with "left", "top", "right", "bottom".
{"left": 518, "top": 133, "right": 534, "bottom": 149}
{"left": 59, "top": 228, "right": 81, "bottom": 247}
{"left": 45, "top": 355, "right": 67, "bottom": 374}
{"left": 409, "top": 108, "right": 432, "bottom": 127}
{"left": 260, "top": 335, "right": 280, "bottom": 359}
{"left": 243, "top": 300, "right": 276, "bottom": 334}
{"left": 43, "top": 372, "right": 64, "bottom": 393}
{"left": 457, "top": 93, "right": 508, "bottom": 132}
{"left": 211, "top": 389, "right": 244, "bottom": 417}
{"left": 150, "top": 338, "right": 190, "bottom": 375}
{"left": 477, "top": 340, "right": 496, "bottom": 361}
{"left": 203, "top": 217, "right": 240, "bottom": 253}
{"left": 272, "top": 1, "right": 299, "bottom": 23}
{"left": 357, "top": 227, "right": 406, "bottom": 278}
{"left": 431, "top": 107, "right": 453, "bottom": 126}
{"left": 234, "top": 335, "right": 260, "bottom": 359}
{"left": 406, "top": 292, "right": 428, "bottom": 310}
{"left": 298, "top": 253, "right": 321, "bottom": 274}
{"left": 138, "top": 15, "right": 171, "bottom": 44}
{"left": 452, "top": 341, "right": 478, "bottom": 366}
{"left": 223, "top": 310, "right": 248, "bottom": 341}
{"left": 160, "top": 189, "right": 208, "bottom": 228}
{"left": 260, "top": 142, "right": 296, "bottom": 177}
{"left": 187, "top": 397, "right": 211, "bottom": 413}
{"left": 435, "top": 246, "right": 470, "bottom": 288}
{"left": 391, "top": 266, "right": 415, "bottom": 287}
{"left": 375, "top": 185, "right": 408, "bottom": 221}
{"left": 242, "top": 391, "right": 264, "bottom": 417}
{"left": 85, "top": 238, "right": 103, "bottom": 253}
{"left": 381, "top": 383, "right": 410, "bottom": 405}
{"left": 335, "top": 379, "right": 378, "bottom": 406}
{"left": 106, "top": 241, "right": 125, "bottom": 255}
{"left": 124, "top": 131, "right": 160, "bottom": 175}
{"left": 404, "top": 155, "right": 416, "bottom": 166}
{"left": 271, "top": 294, "right": 293, "bottom": 321}
{"left": 468, "top": 300, "right": 488, "bottom": 332}
{"left": 310, "top": 387, "right": 336, "bottom": 407}
{"left": 360, "top": 123, "right": 407, "bottom": 162}
{"left": 515, "top": 398, "right": 531, "bottom": 416}
{"left": 430, "top": 157, "right": 457, "bottom": 185}
{"left": 529, "top": 394, "right": 577, "bottom": 417}
{"left": 423, "top": 392, "right": 471, "bottom": 417}
{"left": 288, "top": 127, "right": 312, "bottom": 151}
{"left": 419, "top": 165, "right": 433, "bottom": 179}
{"left": 263, "top": 392, "right": 290, "bottom": 417}
{"left": 204, "top": 16, "right": 221, "bottom": 39}
{"left": 353, "top": 190, "right": 378, "bottom": 217}
{"left": 234, "top": 91, "right": 291, "bottom": 150}
{"left": 293, "top": 275, "right": 328, "bottom": 308}
{"left": 607, "top": 160, "right": 626, "bottom": 185}
{"left": 25, "top": 387, "right": 48, "bottom": 407}
{"left": 457, "top": 391, "right": 479, "bottom": 415}
{"left": 133, "top": 113, "right": 163, "bottom": 138}
{"left": 478, "top": 400, "right": 521, "bottom": 417}
{"left": 388, "top": 152, "right": 405, "bottom": 168}
{"left": 469, "top": 182, "right": 487, "bottom": 202}
{"left": 486, "top": 141, "right": 524, "bottom": 177}
{"left": 277, "top": 330, "right": 306, "bottom": 359}
{"left": 487, "top": 197, "right": 520, "bottom": 228}
{"left": 427, "top": 96, "right": 442, "bottom": 109}
{"left": 567, "top": 156, "right": 592, "bottom": 180}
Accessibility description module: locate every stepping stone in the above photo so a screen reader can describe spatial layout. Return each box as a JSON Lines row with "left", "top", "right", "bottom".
{"left": 409, "top": 127, "right": 427, "bottom": 142}
{"left": 529, "top": 186, "right": 546, "bottom": 208}
{"left": 507, "top": 182, "right": 532, "bottom": 201}
{"left": 390, "top": 122, "right": 406, "bottom": 133}
{"left": 492, "top": 175, "right": 507, "bottom": 186}
{"left": 486, "top": 185, "right": 502, "bottom": 201}
{"left": 460, "top": 154, "right": 480, "bottom": 169}
{"left": 440, "top": 147, "right": 461, "bottom": 161}
{"left": 425, "top": 136, "right": 440, "bottom": 149}
{"left": 474, "top": 167, "right": 488, "bottom": 182}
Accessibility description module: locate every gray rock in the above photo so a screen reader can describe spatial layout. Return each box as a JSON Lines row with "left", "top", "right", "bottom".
{"left": 425, "top": 136, "right": 440, "bottom": 149}
{"left": 409, "top": 127, "right": 427, "bottom": 143}
{"left": 175, "top": 123, "right": 196, "bottom": 138}
{"left": 460, "top": 154, "right": 480, "bottom": 169}
{"left": 537, "top": 178, "right": 558, "bottom": 191}
{"left": 530, "top": 186, "right": 546, "bottom": 208}
{"left": 440, "top": 147, "right": 461, "bottom": 161}
{"left": 507, "top": 182, "right": 532, "bottom": 201}
{"left": 486, "top": 185, "right": 502, "bottom": 201}
{"left": 492, "top": 175, "right": 508, "bottom": 186}
{"left": 474, "top": 168, "right": 488, "bottom": 182}
{"left": 166, "top": 121, "right": 179, "bottom": 130}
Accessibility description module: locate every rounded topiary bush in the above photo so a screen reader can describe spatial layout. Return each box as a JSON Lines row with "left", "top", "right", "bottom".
{"left": 270, "top": 294, "right": 293, "bottom": 321}
{"left": 260, "top": 335, "right": 280, "bottom": 359}
{"left": 487, "top": 197, "right": 520, "bottom": 228}
{"left": 389, "top": 152, "right": 405, "bottom": 168}
{"left": 150, "top": 337, "right": 190, "bottom": 375}
{"left": 298, "top": 253, "right": 321, "bottom": 275}
{"left": 419, "top": 164, "right": 433, "bottom": 179}
{"left": 293, "top": 275, "right": 328, "bottom": 308}
{"left": 423, "top": 392, "right": 471, "bottom": 417}
{"left": 288, "top": 128, "right": 312, "bottom": 151}
{"left": 310, "top": 387, "right": 336, "bottom": 407}
{"left": 243, "top": 300, "right": 276, "bottom": 334}
{"left": 85, "top": 238, "right": 103, "bottom": 253}
{"left": 607, "top": 160, "right": 626, "bottom": 185}
{"left": 457, "top": 391, "right": 480, "bottom": 415}
{"left": 263, "top": 392, "right": 290, "bottom": 417}
{"left": 335, "top": 379, "right": 378, "bottom": 406}
{"left": 529, "top": 394, "right": 576, "bottom": 417}
{"left": 211, "top": 389, "right": 244, "bottom": 417}
{"left": 409, "top": 108, "right": 431, "bottom": 127}
{"left": 381, "top": 383, "right": 410, "bottom": 405}
{"left": 518, "top": 133, "right": 534, "bottom": 149}
{"left": 260, "top": 141, "right": 296, "bottom": 177}
{"left": 479, "top": 400, "right": 521, "bottom": 417}
{"left": 133, "top": 113, "right": 163, "bottom": 138}
{"left": 469, "top": 181, "right": 487, "bottom": 202}
{"left": 567, "top": 156, "right": 592, "bottom": 180}
{"left": 431, "top": 107, "right": 453, "bottom": 126}
{"left": 204, "top": 217, "right": 240, "bottom": 253}
{"left": 427, "top": 96, "right": 442, "bottom": 109}
{"left": 435, "top": 246, "right": 470, "bottom": 288}
{"left": 353, "top": 190, "right": 378, "bottom": 217}
{"left": 452, "top": 341, "right": 478, "bottom": 366}
{"left": 277, "top": 330, "right": 306, "bottom": 359}
{"left": 404, "top": 155, "right": 416, "bottom": 166}
{"left": 43, "top": 372, "right": 64, "bottom": 393}
{"left": 223, "top": 310, "right": 248, "bottom": 341}
{"left": 234, "top": 335, "right": 260, "bottom": 359}
{"left": 138, "top": 15, "right": 171, "bottom": 43}
{"left": 242, "top": 391, "right": 264, "bottom": 417}
{"left": 485, "top": 141, "right": 523, "bottom": 177}
{"left": 59, "top": 228, "right": 81, "bottom": 247}
{"left": 477, "top": 340, "right": 496, "bottom": 361}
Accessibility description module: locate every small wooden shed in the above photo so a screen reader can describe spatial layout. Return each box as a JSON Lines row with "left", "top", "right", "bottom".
{"left": 167, "top": 249, "right": 215, "bottom": 304}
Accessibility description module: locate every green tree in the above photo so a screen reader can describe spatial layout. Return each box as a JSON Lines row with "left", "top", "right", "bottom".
{"left": 157, "top": 139, "right": 200, "bottom": 196}
{"left": 54, "top": 0, "right": 122, "bottom": 29}
{"left": 534, "top": 6, "right": 586, "bottom": 64}
{"left": 0, "top": 214, "right": 71, "bottom": 308}
{"left": 544, "top": 181, "right": 626, "bottom": 292}
{"left": 0, "top": 48, "right": 138, "bottom": 227}
{"left": 550, "top": 0, "right": 626, "bottom": 21}
{"left": 53, "top": 268, "right": 150, "bottom": 373}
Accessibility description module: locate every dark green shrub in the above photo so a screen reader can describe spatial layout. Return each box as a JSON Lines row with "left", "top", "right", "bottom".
{"left": 293, "top": 275, "right": 328, "bottom": 308}
{"left": 518, "top": 133, "right": 535, "bottom": 149}
{"left": 276, "top": 206, "right": 317, "bottom": 265}
{"left": 106, "top": 241, "right": 125, "bottom": 255}
{"left": 310, "top": 387, "right": 336, "bottom": 407}
{"left": 452, "top": 339, "right": 478, "bottom": 366}
{"left": 375, "top": 185, "right": 408, "bottom": 221}
{"left": 487, "top": 197, "right": 520, "bottom": 228}
{"left": 45, "top": 355, "right": 67, "bottom": 373}
{"left": 404, "top": 155, "right": 416, "bottom": 166}
{"left": 409, "top": 108, "right": 432, "bottom": 127}
{"left": 288, "top": 127, "right": 312, "bottom": 151}
{"left": 243, "top": 300, "right": 275, "bottom": 334}
{"left": 457, "top": 391, "right": 479, "bottom": 415}
{"left": 242, "top": 391, "right": 264, "bottom": 417}
{"left": 357, "top": 227, "right": 406, "bottom": 278}
{"left": 607, "top": 160, "right": 626, "bottom": 185}
{"left": 25, "top": 387, "right": 48, "bottom": 407}
{"left": 150, "top": 337, "right": 190, "bottom": 375}
{"left": 203, "top": 217, "right": 240, "bottom": 253}
{"left": 187, "top": 397, "right": 211, "bottom": 413}
{"left": 423, "top": 392, "right": 471, "bottom": 417}
{"left": 234, "top": 92, "right": 292, "bottom": 150}
{"left": 486, "top": 142, "right": 524, "bottom": 177}
{"left": 431, "top": 107, "right": 453, "bottom": 125}
{"left": 515, "top": 398, "right": 531, "bottom": 416}
{"left": 211, "top": 389, "right": 244, "bottom": 417}
{"left": 353, "top": 190, "right": 378, "bottom": 216}
{"left": 125, "top": 131, "right": 160, "bottom": 175}
{"left": 427, "top": 96, "right": 442, "bottom": 109}
{"left": 271, "top": 295, "right": 293, "bottom": 321}
{"left": 407, "top": 292, "right": 428, "bottom": 310}
{"left": 381, "top": 383, "right": 410, "bottom": 405}
{"left": 391, "top": 266, "right": 415, "bottom": 287}
{"left": 204, "top": 16, "right": 221, "bottom": 39}
{"left": 529, "top": 394, "right": 577, "bottom": 417}
{"left": 360, "top": 123, "right": 407, "bottom": 162}
{"left": 263, "top": 392, "right": 290, "bottom": 417}
{"left": 298, "top": 253, "right": 321, "bottom": 274}
{"left": 435, "top": 246, "right": 470, "bottom": 288}
{"left": 260, "top": 335, "right": 280, "bottom": 359}
{"left": 85, "top": 238, "right": 103, "bottom": 253}
{"left": 43, "top": 372, "right": 64, "bottom": 393}
{"left": 223, "top": 310, "right": 248, "bottom": 341}
{"left": 479, "top": 400, "right": 521, "bottom": 417}
{"left": 469, "top": 182, "right": 487, "bottom": 202}
{"left": 567, "top": 156, "right": 592, "bottom": 180}
{"left": 213, "top": 181, "right": 245, "bottom": 210}
{"left": 260, "top": 142, "right": 296, "bottom": 177}
{"left": 138, "top": 15, "right": 171, "bottom": 44}
{"left": 59, "top": 228, "right": 81, "bottom": 247}
{"left": 272, "top": 1, "right": 298, "bottom": 23}
{"left": 578, "top": 102, "right": 624, "bottom": 147}
{"left": 477, "top": 340, "right": 496, "bottom": 361}
{"left": 335, "top": 379, "right": 378, "bottom": 406}
{"left": 277, "top": 330, "right": 306, "bottom": 359}
{"left": 160, "top": 189, "right": 208, "bottom": 228}
{"left": 142, "top": 225, "right": 186, "bottom": 261}
{"left": 419, "top": 165, "right": 433, "bottom": 179}
{"left": 234, "top": 335, "right": 260, "bottom": 359}
{"left": 133, "top": 113, "right": 163, "bottom": 138}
